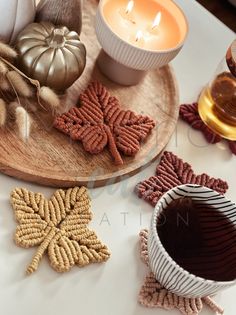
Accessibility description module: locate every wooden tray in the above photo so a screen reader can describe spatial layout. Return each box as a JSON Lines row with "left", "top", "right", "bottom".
{"left": 0, "top": 0, "right": 179, "bottom": 188}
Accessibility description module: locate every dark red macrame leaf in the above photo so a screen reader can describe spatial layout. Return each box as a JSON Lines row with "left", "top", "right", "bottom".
{"left": 135, "top": 151, "right": 228, "bottom": 207}
{"left": 179, "top": 103, "right": 222, "bottom": 144}
{"left": 228, "top": 141, "right": 236, "bottom": 154}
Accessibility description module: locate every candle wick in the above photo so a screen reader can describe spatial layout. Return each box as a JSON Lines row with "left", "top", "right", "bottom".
{"left": 152, "top": 24, "right": 158, "bottom": 30}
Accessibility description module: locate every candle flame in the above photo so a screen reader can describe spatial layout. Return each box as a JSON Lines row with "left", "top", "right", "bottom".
{"left": 152, "top": 12, "right": 162, "bottom": 29}
{"left": 126, "top": 0, "right": 134, "bottom": 14}
{"left": 135, "top": 30, "right": 143, "bottom": 42}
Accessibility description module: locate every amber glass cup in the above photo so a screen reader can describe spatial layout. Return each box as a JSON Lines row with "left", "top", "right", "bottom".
{"left": 198, "top": 39, "right": 236, "bottom": 140}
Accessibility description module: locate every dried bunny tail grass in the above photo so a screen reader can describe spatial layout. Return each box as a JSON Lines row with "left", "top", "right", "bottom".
{"left": 8, "top": 101, "right": 19, "bottom": 118}
{"left": 9, "top": 99, "right": 38, "bottom": 120}
{"left": 39, "top": 86, "right": 61, "bottom": 112}
{"left": 0, "top": 42, "right": 17, "bottom": 60}
{"left": 15, "top": 106, "right": 32, "bottom": 141}
{"left": 7, "top": 71, "right": 33, "bottom": 98}
{"left": 17, "top": 97, "right": 38, "bottom": 113}
{"left": 24, "top": 102, "right": 38, "bottom": 113}
{"left": 0, "top": 98, "right": 7, "bottom": 127}
{"left": 0, "top": 77, "right": 11, "bottom": 91}
{"left": 0, "top": 60, "right": 8, "bottom": 75}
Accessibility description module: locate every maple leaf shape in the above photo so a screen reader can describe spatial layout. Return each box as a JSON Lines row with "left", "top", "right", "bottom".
{"left": 11, "top": 187, "right": 110, "bottom": 274}
{"left": 180, "top": 103, "right": 236, "bottom": 155}
{"left": 54, "top": 82, "right": 155, "bottom": 165}
{"left": 138, "top": 230, "right": 224, "bottom": 315}
{"left": 135, "top": 151, "right": 228, "bottom": 207}
{"left": 179, "top": 103, "right": 222, "bottom": 144}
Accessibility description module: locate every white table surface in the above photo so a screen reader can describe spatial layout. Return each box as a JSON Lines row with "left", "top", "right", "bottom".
{"left": 1, "top": 1, "right": 236, "bottom": 315}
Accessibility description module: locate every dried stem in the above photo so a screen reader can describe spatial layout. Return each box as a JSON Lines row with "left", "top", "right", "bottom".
{"left": 0, "top": 98, "right": 7, "bottom": 127}
{"left": 0, "top": 57, "right": 47, "bottom": 111}
{"left": 15, "top": 106, "right": 32, "bottom": 141}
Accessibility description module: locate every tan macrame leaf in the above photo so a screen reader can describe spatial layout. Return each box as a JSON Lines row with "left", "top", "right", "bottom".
{"left": 11, "top": 187, "right": 110, "bottom": 274}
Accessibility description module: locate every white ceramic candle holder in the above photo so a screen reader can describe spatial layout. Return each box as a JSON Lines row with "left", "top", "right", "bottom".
{"left": 95, "top": 0, "right": 188, "bottom": 86}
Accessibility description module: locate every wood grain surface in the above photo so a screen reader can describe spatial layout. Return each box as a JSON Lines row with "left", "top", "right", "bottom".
{"left": 0, "top": 0, "right": 179, "bottom": 188}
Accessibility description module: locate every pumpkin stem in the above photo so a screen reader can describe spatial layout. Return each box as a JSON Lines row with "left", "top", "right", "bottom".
{"left": 46, "top": 29, "right": 65, "bottom": 48}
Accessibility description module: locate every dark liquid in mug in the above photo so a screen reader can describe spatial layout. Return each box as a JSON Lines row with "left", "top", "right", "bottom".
{"left": 157, "top": 198, "right": 236, "bottom": 281}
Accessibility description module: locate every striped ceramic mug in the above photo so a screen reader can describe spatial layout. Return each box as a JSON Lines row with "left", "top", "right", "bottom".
{"left": 148, "top": 184, "right": 236, "bottom": 298}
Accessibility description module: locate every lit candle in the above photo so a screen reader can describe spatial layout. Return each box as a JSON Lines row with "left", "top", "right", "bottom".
{"left": 95, "top": 0, "right": 188, "bottom": 85}
{"left": 151, "top": 12, "right": 162, "bottom": 33}
{"left": 132, "top": 30, "right": 145, "bottom": 48}
{"left": 103, "top": 0, "right": 187, "bottom": 50}
{"left": 144, "top": 12, "right": 162, "bottom": 39}
{"left": 126, "top": 0, "right": 134, "bottom": 14}
{"left": 135, "top": 30, "right": 143, "bottom": 41}
{"left": 119, "top": 0, "right": 136, "bottom": 24}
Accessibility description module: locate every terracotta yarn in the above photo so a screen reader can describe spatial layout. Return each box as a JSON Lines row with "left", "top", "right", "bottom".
{"left": 179, "top": 103, "right": 236, "bottom": 154}
{"left": 54, "top": 82, "right": 155, "bottom": 165}
{"left": 138, "top": 230, "right": 224, "bottom": 315}
{"left": 136, "top": 151, "right": 228, "bottom": 207}
{"left": 11, "top": 186, "right": 110, "bottom": 274}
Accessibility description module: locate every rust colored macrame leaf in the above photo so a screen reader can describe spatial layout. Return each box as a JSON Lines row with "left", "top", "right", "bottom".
{"left": 54, "top": 82, "right": 155, "bottom": 165}
{"left": 11, "top": 187, "right": 110, "bottom": 274}
{"left": 135, "top": 151, "right": 228, "bottom": 207}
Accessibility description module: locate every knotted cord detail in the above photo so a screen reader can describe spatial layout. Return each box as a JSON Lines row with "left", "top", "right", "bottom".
{"left": 138, "top": 230, "right": 224, "bottom": 315}
{"left": 11, "top": 186, "right": 111, "bottom": 274}
{"left": 54, "top": 82, "right": 155, "bottom": 165}
{"left": 136, "top": 151, "right": 228, "bottom": 207}
{"left": 179, "top": 103, "right": 236, "bottom": 154}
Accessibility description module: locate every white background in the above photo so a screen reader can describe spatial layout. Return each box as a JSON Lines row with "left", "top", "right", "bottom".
{"left": 0, "top": 0, "right": 236, "bottom": 314}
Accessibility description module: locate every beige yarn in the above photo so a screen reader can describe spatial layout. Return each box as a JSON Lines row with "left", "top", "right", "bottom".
{"left": 139, "top": 229, "right": 149, "bottom": 266}
{"left": 138, "top": 230, "right": 224, "bottom": 315}
{"left": 11, "top": 187, "right": 110, "bottom": 275}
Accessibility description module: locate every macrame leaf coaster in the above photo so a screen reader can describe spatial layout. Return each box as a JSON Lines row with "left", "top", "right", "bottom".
{"left": 138, "top": 230, "right": 224, "bottom": 315}
{"left": 179, "top": 103, "right": 236, "bottom": 155}
{"left": 54, "top": 81, "right": 155, "bottom": 165}
{"left": 11, "top": 186, "right": 111, "bottom": 275}
{"left": 135, "top": 151, "right": 228, "bottom": 207}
